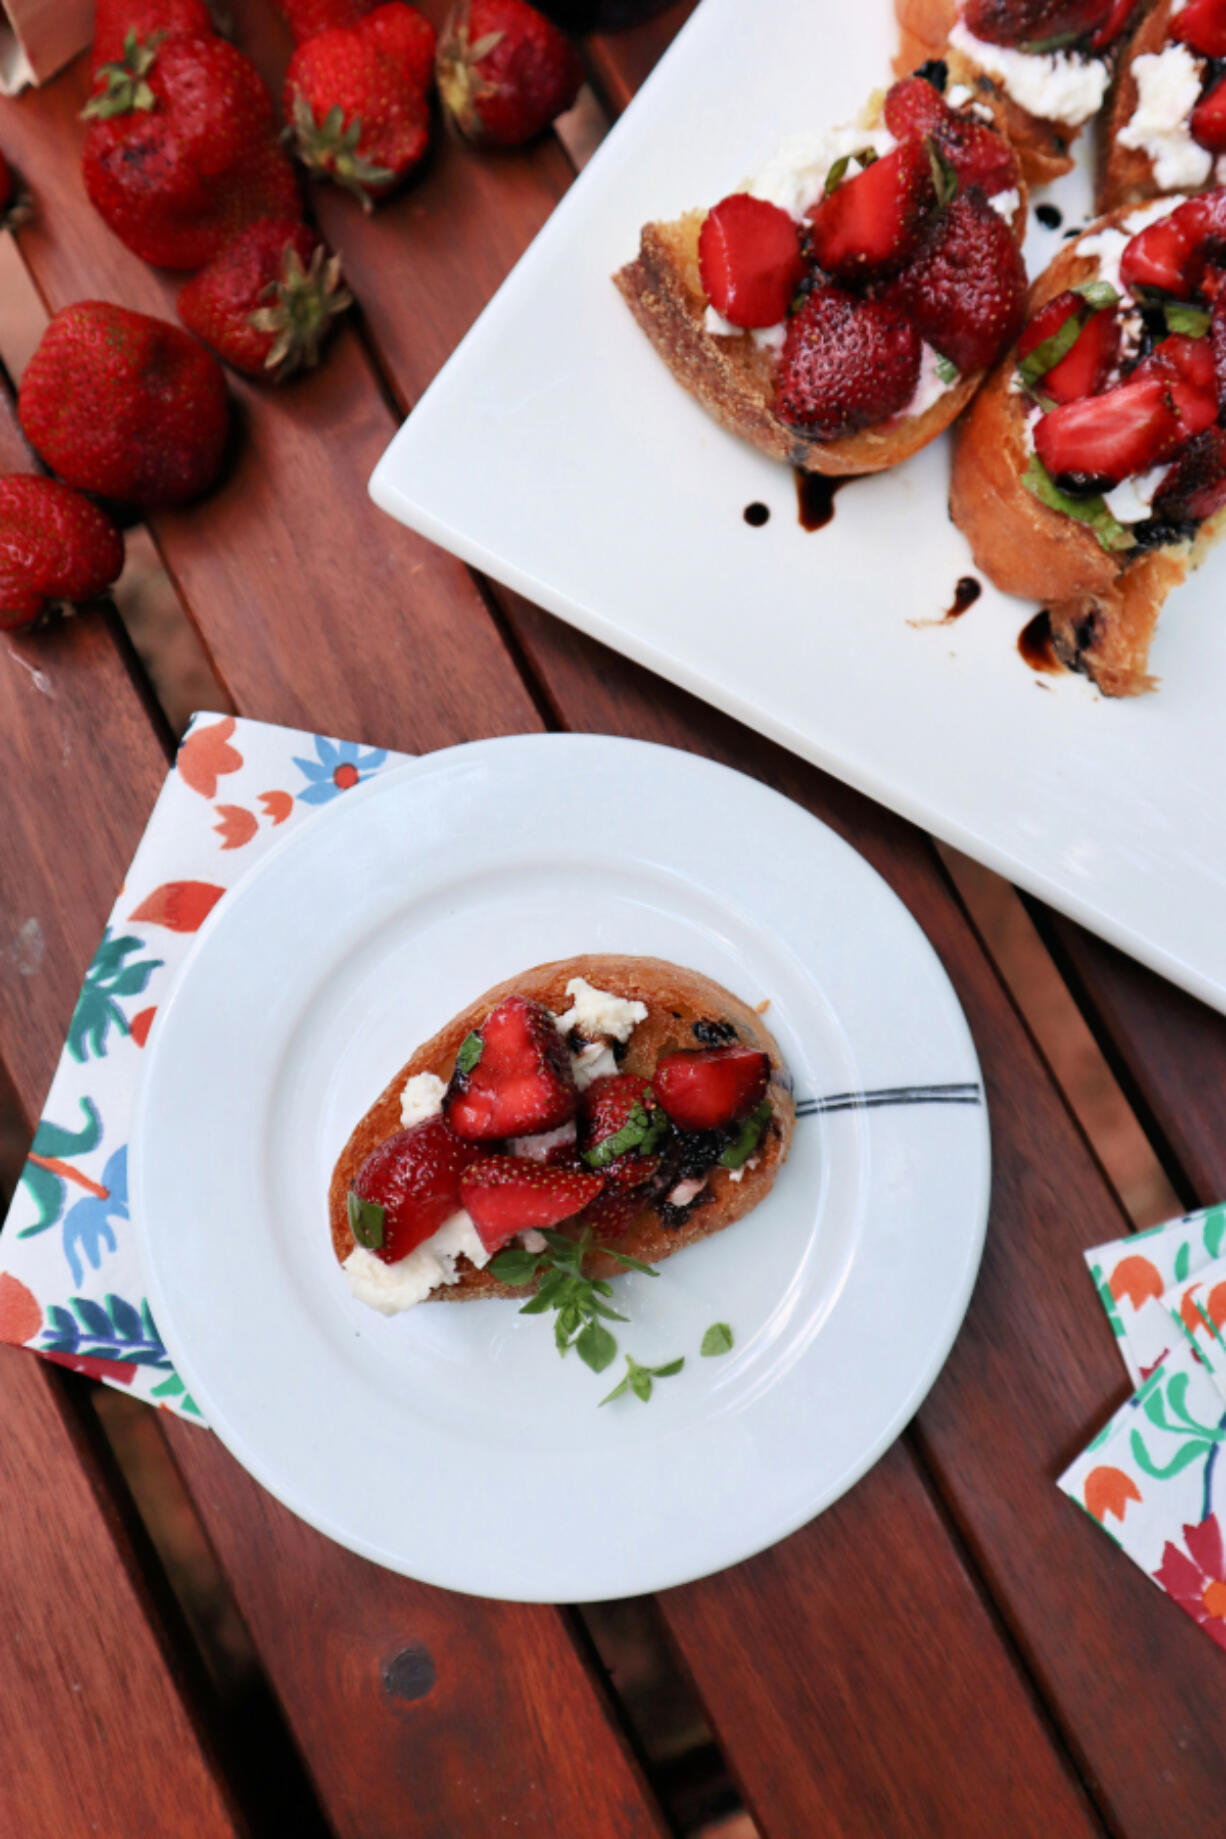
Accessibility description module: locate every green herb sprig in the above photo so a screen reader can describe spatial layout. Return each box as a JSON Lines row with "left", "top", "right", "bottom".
{"left": 455, "top": 1031, "right": 484, "bottom": 1076}
{"left": 490, "top": 1227, "right": 658, "bottom": 1374}
{"left": 1164, "top": 301, "right": 1211, "bottom": 338}
{"left": 701, "top": 1323, "right": 734, "bottom": 1357}
{"left": 600, "top": 1353, "right": 685, "bottom": 1405}
{"left": 581, "top": 1096, "right": 667, "bottom": 1170}
{"left": 720, "top": 1099, "right": 771, "bottom": 1169}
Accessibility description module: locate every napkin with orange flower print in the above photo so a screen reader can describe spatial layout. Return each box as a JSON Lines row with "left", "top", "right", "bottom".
{"left": 1060, "top": 1204, "right": 1226, "bottom": 1651}
{"left": 0, "top": 713, "right": 400, "bottom": 1421}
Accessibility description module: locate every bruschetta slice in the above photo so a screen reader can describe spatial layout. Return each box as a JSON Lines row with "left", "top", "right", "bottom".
{"left": 1101, "top": 0, "right": 1226, "bottom": 209}
{"left": 951, "top": 189, "right": 1226, "bottom": 694}
{"left": 615, "top": 67, "right": 1026, "bottom": 477}
{"left": 896, "top": 0, "right": 1147, "bottom": 183}
{"left": 330, "top": 956, "right": 794, "bottom": 1313}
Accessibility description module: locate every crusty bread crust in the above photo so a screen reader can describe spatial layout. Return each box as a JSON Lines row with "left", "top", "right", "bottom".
{"left": 951, "top": 201, "right": 1226, "bottom": 695}
{"left": 1100, "top": 0, "right": 1193, "bottom": 212}
{"left": 329, "top": 955, "right": 795, "bottom": 1300}
{"left": 614, "top": 85, "right": 1025, "bottom": 478}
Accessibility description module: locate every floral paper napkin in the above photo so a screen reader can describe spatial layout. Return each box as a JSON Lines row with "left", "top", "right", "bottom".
{"left": 0, "top": 713, "right": 401, "bottom": 1421}
{"left": 1061, "top": 1204, "right": 1226, "bottom": 1652}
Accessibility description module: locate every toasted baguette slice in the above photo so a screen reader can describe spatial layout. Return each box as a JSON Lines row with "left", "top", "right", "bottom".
{"left": 615, "top": 87, "right": 1025, "bottom": 478}
{"left": 895, "top": 0, "right": 1099, "bottom": 183}
{"left": 329, "top": 955, "right": 794, "bottom": 1300}
{"left": 1099, "top": 0, "right": 1215, "bottom": 211}
{"left": 950, "top": 203, "right": 1226, "bottom": 695}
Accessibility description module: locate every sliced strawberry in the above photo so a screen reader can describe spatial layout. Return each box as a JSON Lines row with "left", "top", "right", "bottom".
{"left": 579, "top": 1073, "right": 664, "bottom": 1189}
{"left": 1192, "top": 76, "right": 1226, "bottom": 156}
{"left": 350, "top": 1117, "right": 469, "bottom": 1263}
{"left": 883, "top": 76, "right": 1017, "bottom": 198}
{"left": 1212, "top": 287, "right": 1226, "bottom": 415}
{"left": 1151, "top": 426, "right": 1226, "bottom": 522}
{"left": 653, "top": 1046, "right": 770, "bottom": 1133}
{"left": 1018, "top": 292, "right": 1120, "bottom": 403}
{"left": 444, "top": 994, "right": 577, "bottom": 1141}
{"left": 460, "top": 1157, "right": 605, "bottom": 1253}
{"left": 1087, "top": 0, "right": 1144, "bottom": 47}
{"left": 1034, "top": 376, "right": 1182, "bottom": 490}
{"left": 775, "top": 284, "right": 921, "bottom": 438}
{"left": 1172, "top": 0, "right": 1226, "bottom": 58}
{"left": 891, "top": 190, "right": 1026, "bottom": 375}
{"left": 698, "top": 194, "right": 806, "bottom": 329}
{"left": 806, "top": 139, "right": 935, "bottom": 281}
{"left": 961, "top": 0, "right": 1111, "bottom": 46}
{"left": 1121, "top": 192, "right": 1226, "bottom": 302}
{"left": 1136, "top": 334, "right": 1219, "bottom": 443}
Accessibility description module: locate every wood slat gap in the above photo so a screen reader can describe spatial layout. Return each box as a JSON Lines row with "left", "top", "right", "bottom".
{"left": 567, "top": 1597, "right": 750, "bottom": 1839}
{"left": 1023, "top": 901, "right": 1204, "bottom": 1216}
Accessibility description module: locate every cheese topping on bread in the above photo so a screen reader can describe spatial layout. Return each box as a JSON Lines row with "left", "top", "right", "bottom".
{"left": 948, "top": 19, "right": 1109, "bottom": 125}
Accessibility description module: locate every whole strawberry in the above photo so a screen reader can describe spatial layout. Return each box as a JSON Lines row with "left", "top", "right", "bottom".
{"left": 890, "top": 191, "right": 1027, "bottom": 377}
{"left": 273, "top": 0, "right": 379, "bottom": 44}
{"left": 83, "top": 34, "right": 301, "bottom": 270}
{"left": 19, "top": 303, "right": 230, "bottom": 508}
{"left": 178, "top": 218, "right": 353, "bottom": 378}
{"left": 0, "top": 476, "right": 125, "bottom": 630}
{"left": 437, "top": 0, "right": 583, "bottom": 149}
{"left": 91, "top": 0, "right": 214, "bottom": 71}
{"left": 285, "top": 3, "right": 435, "bottom": 206}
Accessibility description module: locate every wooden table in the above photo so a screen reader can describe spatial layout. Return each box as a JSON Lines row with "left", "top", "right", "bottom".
{"left": 2, "top": 6, "right": 1224, "bottom": 1834}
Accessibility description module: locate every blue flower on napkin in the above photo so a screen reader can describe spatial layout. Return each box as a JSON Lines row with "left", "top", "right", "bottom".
{"left": 292, "top": 735, "right": 388, "bottom": 806}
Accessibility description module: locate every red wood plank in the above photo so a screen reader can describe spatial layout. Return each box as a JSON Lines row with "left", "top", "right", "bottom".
{"left": 0, "top": 67, "right": 539, "bottom": 747}
{"left": 498, "top": 602, "right": 1226, "bottom": 1839}
{"left": 1040, "top": 918, "right": 1226, "bottom": 1202}
{"left": 663, "top": 1446, "right": 1096, "bottom": 1839}
{"left": 0, "top": 396, "right": 667, "bottom": 1839}
{"left": 0, "top": 1348, "right": 244, "bottom": 1839}
{"left": 0, "top": 407, "right": 240, "bottom": 1839}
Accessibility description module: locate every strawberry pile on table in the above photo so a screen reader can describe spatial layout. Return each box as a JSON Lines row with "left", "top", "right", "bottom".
{"left": 0, "top": 0, "right": 585, "bottom": 630}
{"left": 348, "top": 995, "right": 774, "bottom": 1263}
{"left": 697, "top": 70, "right": 1028, "bottom": 441}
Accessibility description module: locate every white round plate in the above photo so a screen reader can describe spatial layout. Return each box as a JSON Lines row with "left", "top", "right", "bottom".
{"left": 134, "top": 734, "right": 989, "bottom": 1601}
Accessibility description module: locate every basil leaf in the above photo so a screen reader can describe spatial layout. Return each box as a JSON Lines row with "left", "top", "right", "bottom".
{"left": 701, "top": 1323, "right": 734, "bottom": 1358}
{"left": 1018, "top": 28, "right": 1079, "bottom": 49}
{"left": 576, "top": 1320, "right": 618, "bottom": 1374}
{"left": 1164, "top": 301, "right": 1211, "bottom": 338}
{"left": 935, "top": 354, "right": 959, "bottom": 385}
{"left": 1017, "top": 311, "right": 1083, "bottom": 390}
{"left": 455, "top": 1031, "right": 483, "bottom": 1077}
{"left": 604, "top": 1248, "right": 659, "bottom": 1276}
{"left": 924, "top": 135, "right": 959, "bottom": 209}
{"left": 1022, "top": 455, "right": 1137, "bottom": 553}
{"left": 1075, "top": 279, "right": 1120, "bottom": 311}
{"left": 590, "top": 1298, "right": 630, "bottom": 1323}
{"left": 630, "top": 1368, "right": 653, "bottom": 1401}
{"left": 555, "top": 1305, "right": 580, "bottom": 1353}
{"left": 599, "top": 1372, "right": 631, "bottom": 1406}
{"left": 582, "top": 1098, "right": 653, "bottom": 1169}
{"left": 489, "top": 1247, "right": 541, "bottom": 1286}
{"left": 823, "top": 145, "right": 879, "bottom": 195}
{"left": 720, "top": 1100, "right": 772, "bottom": 1169}
{"left": 650, "top": 1357, "right": 686, "bottom": 1378}
{"left": 347, "top": 1190, "right": 385, "bottom": 1251}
